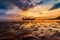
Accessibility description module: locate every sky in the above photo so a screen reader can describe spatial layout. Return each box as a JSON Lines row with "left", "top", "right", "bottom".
{"left": 0, "top": 0, "right": 60, "bottom": 21}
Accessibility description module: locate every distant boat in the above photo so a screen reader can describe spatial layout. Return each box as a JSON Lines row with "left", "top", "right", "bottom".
{"left": 22, "top": 17, "right": 35, "bottom": 20}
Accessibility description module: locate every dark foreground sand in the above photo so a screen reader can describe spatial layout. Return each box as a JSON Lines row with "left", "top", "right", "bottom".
{"left": 0, "top": 20, "right": 60, "bottom": 40}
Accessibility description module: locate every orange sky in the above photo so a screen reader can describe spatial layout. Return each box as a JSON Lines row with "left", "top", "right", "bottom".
{"left": 21, "top": 5, "right": 60, "bottom": 19}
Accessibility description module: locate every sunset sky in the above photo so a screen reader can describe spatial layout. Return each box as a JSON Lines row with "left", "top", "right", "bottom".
{"left": 0, "top": 0, "right": 60, "bottom": 21}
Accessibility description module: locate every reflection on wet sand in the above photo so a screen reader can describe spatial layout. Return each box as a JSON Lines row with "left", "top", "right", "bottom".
{"left": 0, "top": 20, "right": 60, "bottom": 40}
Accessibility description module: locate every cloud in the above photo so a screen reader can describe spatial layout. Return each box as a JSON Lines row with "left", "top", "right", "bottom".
{"left": 0, "top": 0, "right": 60, "bottom": 21}
{"left": 5, "top": 6, "right": 22, "bottom": 15}
{"left": 49, "top": 3, "right": 60, "bottom": 10}
{"left": 0, "top": 0, "right": 60, "bottom": 11}
{"left": 0, "top": 9, "right": 6, "bottom": 16}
